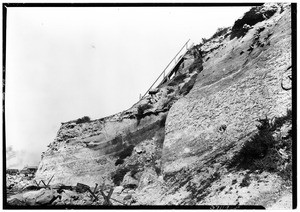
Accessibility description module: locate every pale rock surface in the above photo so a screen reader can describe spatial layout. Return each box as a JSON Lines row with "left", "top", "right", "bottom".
{"left": 27, "top": 3, "right": 293, "bottom": 208}
{"left": 154, "top": 3, "right": 293, "bottom": 207}
{"left": 22, "top": 188, "right": 56, "bottom": 205}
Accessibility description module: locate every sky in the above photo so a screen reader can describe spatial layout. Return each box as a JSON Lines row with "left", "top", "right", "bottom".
{"left": 5, "top": 6, "right": 251, "bottom": 169}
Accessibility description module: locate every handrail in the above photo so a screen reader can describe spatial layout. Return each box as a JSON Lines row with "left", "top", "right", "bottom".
{"left": 140, "top": 39, "right": 191, "bottom": 100}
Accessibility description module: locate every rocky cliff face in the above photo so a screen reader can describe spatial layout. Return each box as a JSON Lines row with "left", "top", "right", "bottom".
{"left": 35, "top": 47, "right": 202, "bottom": 187}
{"left": 36, "top": 3, "right": 293, "bottom": 208}
{"left": 159, "top": 3, "right": 292, "bottom": 207}
{"left": 164, "top": 2, "right": 291, "bottom": 178}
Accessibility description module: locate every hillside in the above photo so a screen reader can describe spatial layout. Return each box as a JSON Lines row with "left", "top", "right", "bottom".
{"left": 7, "top": 3, "right": 293, "bottom": 208}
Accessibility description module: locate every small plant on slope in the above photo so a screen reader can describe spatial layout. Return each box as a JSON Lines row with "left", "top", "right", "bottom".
{"left": 228, "top": 109, "right": 292, "bottom": 183}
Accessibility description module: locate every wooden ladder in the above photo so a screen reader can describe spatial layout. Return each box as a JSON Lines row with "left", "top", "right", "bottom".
{"left": 140, "top": 39, "right": 193, "bottom": 100}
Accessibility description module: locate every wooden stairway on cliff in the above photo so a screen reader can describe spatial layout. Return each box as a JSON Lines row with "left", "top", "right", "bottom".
{"left": 140, "top": 39, "right": 194, "bottom": 100}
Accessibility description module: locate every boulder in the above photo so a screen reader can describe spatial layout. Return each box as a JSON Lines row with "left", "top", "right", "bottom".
{"left": 7, "top": 196, "right": 25, "bottom": 206}
{"left": 121, "top": 173, "right": 138, "bottom": 189}
{"left": 114, "top": 186, "right": 124, "bottom": 194}
{"left": 23, "top": 188, "right": 56, "bottom": 206}
{"left": 35, "top": 190, "right": 56, "bottom": 205}
{"left": 138, "top": 168, "right": 158, "bottom": 190}
{"left": 23, "top": 190, "right": 40, "bottom": 206}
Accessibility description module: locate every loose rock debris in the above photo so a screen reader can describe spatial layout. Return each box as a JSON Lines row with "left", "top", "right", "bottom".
{"left": 7, "top": 175, "right": 129, "bottom": 206}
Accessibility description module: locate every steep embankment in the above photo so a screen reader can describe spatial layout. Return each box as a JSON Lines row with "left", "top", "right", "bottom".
{"left": 36, "top": 3, "right": 292, "bottom": 208}
{"left": 157, "top": 3, "right": 292, "bottom": 207}
{"left": 164, "top": 3, "right": 291, "bottom": 173}
{"left": 35, "top": 47, "right": 203, "bottom": 187}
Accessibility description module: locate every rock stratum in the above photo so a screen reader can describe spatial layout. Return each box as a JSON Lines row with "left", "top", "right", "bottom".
{"left": 33, "top": 3, "right": 292, "bottom": 208}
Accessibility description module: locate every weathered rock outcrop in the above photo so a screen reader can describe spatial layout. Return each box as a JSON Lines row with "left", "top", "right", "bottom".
{"left": 33, "top": 3, "right": 293, "bottom": 208}
{"left": 35, "top": 48, "right": 202, "bottom": 187}
{"left": 163, "top": 2, "right": 291, "bottom": 174}
{"left": 159, "top": 3, "right": 292, "bottom": 207}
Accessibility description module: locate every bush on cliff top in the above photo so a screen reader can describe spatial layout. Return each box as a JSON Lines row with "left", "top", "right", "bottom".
{"left": 230, "top": 5, "right": 277, "bottom": 39}
{"left": 76, "top": 116, "right": 91, "bottom": 124}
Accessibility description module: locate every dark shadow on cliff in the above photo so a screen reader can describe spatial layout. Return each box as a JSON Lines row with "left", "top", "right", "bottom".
{"left": 230, "top": 4, "right": 277, "bottom": 39}
{"left": 111, "top": 117, "right": 166, "bottom": 186}
{"left": 110, "top": 47, "right": 205, "bottom": 188}
{"left": 227, "top": 109, "right": 292, "bottom": 183}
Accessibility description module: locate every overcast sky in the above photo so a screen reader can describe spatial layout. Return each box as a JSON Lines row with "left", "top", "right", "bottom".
{"left": 5, "top": 6, "right": 251, "bottom": 168}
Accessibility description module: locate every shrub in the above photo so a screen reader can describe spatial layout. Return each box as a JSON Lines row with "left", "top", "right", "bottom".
{"left": 210, "top": 27, "right": 230, "bottom": 40}
{"left": 240, "top": 174, "right": 251, "bottom": 187}
{"left": 230, "top": 5, "right": 277, "bottom": 39}
{"left": 199, "top": 27, "right": 230, "bottom": 45}
{"left": 76, "top": 116, "right": 91, "bottom": 124}
{"left": 228, "top": 109, "right": 292, "bottom": 183}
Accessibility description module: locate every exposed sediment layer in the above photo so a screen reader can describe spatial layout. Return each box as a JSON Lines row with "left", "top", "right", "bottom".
{"left": 36, "top": 49, "right": 202, "bottom": 187}
{"left": 35, "top": 3, "right": 292, "bottom": 208}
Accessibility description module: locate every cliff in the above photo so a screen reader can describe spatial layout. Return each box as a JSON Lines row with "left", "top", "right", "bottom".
{"left": 35, "top": 3, "right": 293, "bottom": 208}
{"left": 159, "top": 3, "right": 292, "bottom": 207}
{"left": 35, "top": 43, "right": 202, "bottom": 187}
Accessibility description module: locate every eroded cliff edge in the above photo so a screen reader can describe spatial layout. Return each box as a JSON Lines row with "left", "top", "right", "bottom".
{"left": 36, "top": 3, "right": 293, "bottom": 208}
{"left": 36, "top": 42, "right": 202, "bottom": 187}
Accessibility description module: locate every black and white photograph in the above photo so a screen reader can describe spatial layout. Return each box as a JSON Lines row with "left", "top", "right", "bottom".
{"left": 3, "top": 2, "right": 296, "bottom": 209}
